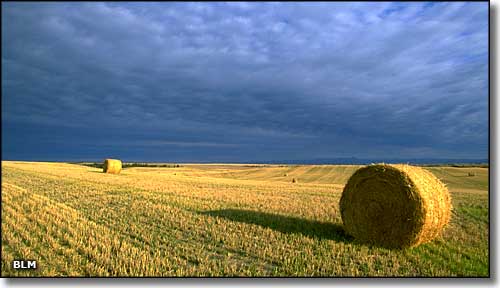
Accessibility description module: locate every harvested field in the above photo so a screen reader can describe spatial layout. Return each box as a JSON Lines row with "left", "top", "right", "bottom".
{"left": 1, "top": 161, "right": 489, "bottom": 277}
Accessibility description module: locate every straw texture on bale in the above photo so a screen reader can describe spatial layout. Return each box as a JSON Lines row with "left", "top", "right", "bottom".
{"left": 103, "top": 159, "right": 122, "bottom": 174}
{"left": 339, "top": 164, "right": 451, "bottom": 248}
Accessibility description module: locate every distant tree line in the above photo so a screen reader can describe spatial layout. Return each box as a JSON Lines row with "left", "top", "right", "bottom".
{"left": 417, "top": 163, "right": 488, "bottom": 168}
{"left": 75, "top": 162, "right": 182, "bottom": 169}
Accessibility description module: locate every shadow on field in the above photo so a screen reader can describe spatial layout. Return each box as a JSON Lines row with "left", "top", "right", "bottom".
{"left": 202, "top": 209, "right": 352, "bottom": 243}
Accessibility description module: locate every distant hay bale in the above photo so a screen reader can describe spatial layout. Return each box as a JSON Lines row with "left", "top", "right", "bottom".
{"left": 292, "top": 178, "right": 297, "bottom": 183}
{"left": 339, "top": 164, "right": 451, "bottom": 249}
{"left": 103, "top": 159, "right": 122, "bottom": 174}
{"left": 468, "top": 172, "right": 475, "bottom": 177}
{"left": 284, "top": 173, "right": 288, "bottom": 177}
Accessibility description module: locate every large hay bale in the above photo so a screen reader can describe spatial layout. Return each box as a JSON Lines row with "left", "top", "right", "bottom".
{"left": 103, "top": 159, "right": 122, "bottom": 174}
{"left": 339, "top": 164, "right": 451, "bottom": 248}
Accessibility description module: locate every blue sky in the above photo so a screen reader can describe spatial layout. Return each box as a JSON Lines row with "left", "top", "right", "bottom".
{"left": 2, "top": 2, "right": 488, "bottom": 162}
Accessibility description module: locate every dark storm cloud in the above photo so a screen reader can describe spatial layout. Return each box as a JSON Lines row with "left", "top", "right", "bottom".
{"left": 2, "top": 2, "right": 488, "bottom": 161}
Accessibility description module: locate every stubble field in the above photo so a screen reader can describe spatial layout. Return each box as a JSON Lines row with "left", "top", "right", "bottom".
{"left": 1, "top": 161, "right": 489, "bottom": 277}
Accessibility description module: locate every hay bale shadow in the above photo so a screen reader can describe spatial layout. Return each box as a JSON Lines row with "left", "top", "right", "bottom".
{"left": 202, "top": 209, "right": 352, "bottom": 243}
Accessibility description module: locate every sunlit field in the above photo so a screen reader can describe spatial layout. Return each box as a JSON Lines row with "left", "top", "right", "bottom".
{"left": 1, "top": 161, "right": 488, "bottom": 277}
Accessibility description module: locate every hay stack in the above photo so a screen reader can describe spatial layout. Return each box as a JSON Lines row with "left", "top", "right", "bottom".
{"left": 339, "top": 164, "right": 451, "bottom": 248}
{"left": 103, "top": 159, "right": 122, "bottom": 174}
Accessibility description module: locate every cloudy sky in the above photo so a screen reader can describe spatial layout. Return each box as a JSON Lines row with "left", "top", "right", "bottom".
{"left": 2, "top": 2, "right": 488, "bottom": 162}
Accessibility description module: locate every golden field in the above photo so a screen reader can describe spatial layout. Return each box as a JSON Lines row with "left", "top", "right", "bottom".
{"left": 1, "top": 161, "right": 489, "bottom": 276}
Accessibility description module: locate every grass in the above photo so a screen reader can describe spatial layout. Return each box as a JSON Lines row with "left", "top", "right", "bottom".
{"left": 1, "top": 161, "right": 489, "bottom": 277}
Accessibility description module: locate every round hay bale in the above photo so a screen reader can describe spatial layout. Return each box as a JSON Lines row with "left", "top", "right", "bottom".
{"left": 103, "top": 159, "right": 122, "bottom": 174}
{"left": 339, "top": 164, "right": 451, "bottom": 248}
{"left": 292, "top": 178, "right": 298, "bottom": 183}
